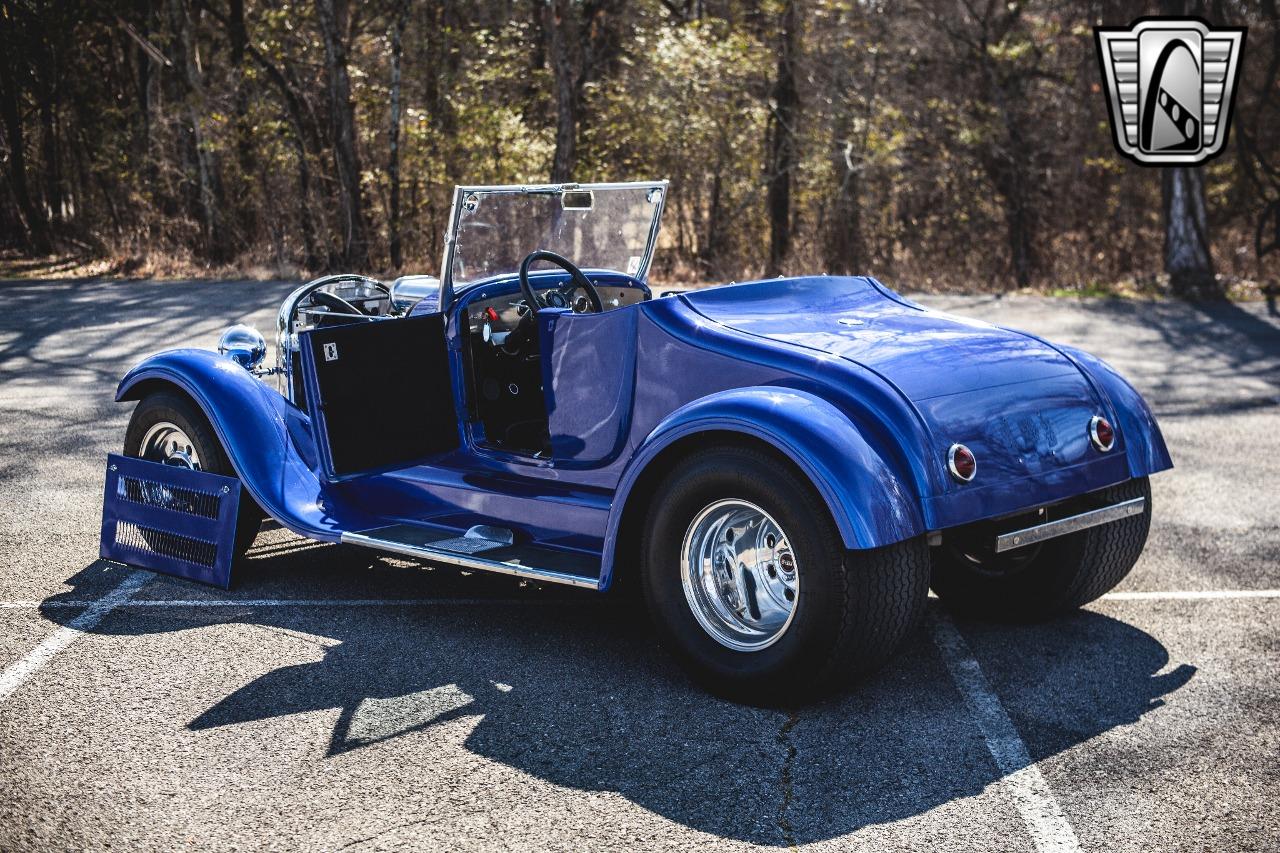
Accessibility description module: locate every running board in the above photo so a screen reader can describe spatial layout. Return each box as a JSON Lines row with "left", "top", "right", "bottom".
{"left": 995, "top": 496, "right": 1146, "bottom": 553}
{"left": 341, "top": 523, "right": 601, "bottom": 589}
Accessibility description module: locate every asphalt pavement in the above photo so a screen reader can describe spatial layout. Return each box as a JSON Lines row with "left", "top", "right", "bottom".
{"left": 0, "top": 278, "right": 1276, "bottom": 851}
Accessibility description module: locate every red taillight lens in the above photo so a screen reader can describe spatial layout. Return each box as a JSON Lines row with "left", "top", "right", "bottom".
{"left": 1089, "top": 416, "right": 1115, "bottom": 451}
{"left": 948, "top": 443, "right": 977, "bottom": 482}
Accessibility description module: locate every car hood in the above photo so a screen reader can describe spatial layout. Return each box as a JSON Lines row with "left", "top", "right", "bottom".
{"left": 680, "top": 276, "right": 1078, "bottom": 401}
{"left": 681, "top": 277, "right": 1121, "bottom": 507}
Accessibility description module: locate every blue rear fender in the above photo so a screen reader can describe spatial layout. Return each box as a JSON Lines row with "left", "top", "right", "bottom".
{"left": 1051, "top": 344, "right": 1173, "bottom": 478}
{"left": 601, "top": 386, "right": 924, "bottom": 588}
{"left": 116, "top": 349, "right": 374, "bottom": 541}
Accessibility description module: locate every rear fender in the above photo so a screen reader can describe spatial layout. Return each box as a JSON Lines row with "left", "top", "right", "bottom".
{"left": 1051, "top": 345, "right": 1173, "bottom": 478}
{"left": 116, "top": 349, "right": 373, "bottom": 540}
{"left": 601, "top": 386, "right": 923, "bottom": 588}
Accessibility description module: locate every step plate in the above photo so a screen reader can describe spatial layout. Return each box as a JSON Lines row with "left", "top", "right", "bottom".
{"left": 430, "top": 535, "right": 508, "bottom": 555}
{"left": 342, "top": 523, "right": 601, "bottom": 589}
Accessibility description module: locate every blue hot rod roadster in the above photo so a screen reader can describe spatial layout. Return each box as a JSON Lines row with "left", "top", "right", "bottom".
{"left": 104, "top": 180, "right": 1171, "bottom": 701}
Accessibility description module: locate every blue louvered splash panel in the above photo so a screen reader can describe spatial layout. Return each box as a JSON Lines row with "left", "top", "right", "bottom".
{"left": 99, "top": 453, "right": 241, "bottom": 589}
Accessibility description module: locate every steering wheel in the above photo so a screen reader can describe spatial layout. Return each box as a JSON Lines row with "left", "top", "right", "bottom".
{"left": 311, "top": 289, "right": 374, "bottom": 321}
{"left": 518, "top": 250, "right": 604, "bottom": 316}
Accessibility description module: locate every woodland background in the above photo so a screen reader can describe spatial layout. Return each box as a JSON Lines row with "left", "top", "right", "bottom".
{"left": 0, "top": 0, "right": 1277, "bottom": 295}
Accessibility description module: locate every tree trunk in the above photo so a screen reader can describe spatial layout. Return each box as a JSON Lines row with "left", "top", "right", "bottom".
{"left": 315, "top": 0, "right": 367, "bottom": 267}
{"left": 544, "top": 0, "right": 621, "bottom": 183}
{"left": 0, "top": 14, "right": 51, "bottom": 254}
{"left": 291, "top": 131, "right": 319, "bottom": 269}
{"left": 227, "top": 0, "right": 256, "bottom": 240}
{"left": 547, "top": 0, "right": 577, "bottom": 182}
{"left": 702, "top": 167, "right": 724, "bottom": 275}
{"left": 524, "top": 0, "right": 546, "bottom": 111}
{"left": 1162, "top": 167, "right": 1217, "bottom": 296}
{"left": 766, "top": 0, "right": 800, "bottom": 277}
{"left": 824, "top": 133, "right": 864, "bottom": 275}
{"left": 172, "top": 0, "right": 222, "bottom": 259}
{"left": 387, "top": 0, "right": 406, "bottom": 270}
{"left": 36, "top": 66, "right": 61, "bottom": 228}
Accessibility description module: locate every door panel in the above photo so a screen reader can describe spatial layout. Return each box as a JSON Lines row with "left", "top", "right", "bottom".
{"left": 540, "top": 307, "right": 638, "bottom": 467}
{"left": 300, "top": 313, "right": 459, "bottom": 478}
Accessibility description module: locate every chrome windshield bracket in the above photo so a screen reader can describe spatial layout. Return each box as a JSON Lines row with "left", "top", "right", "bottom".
{"left": 994, "top": 496, "right": 1146, "bottom": 553}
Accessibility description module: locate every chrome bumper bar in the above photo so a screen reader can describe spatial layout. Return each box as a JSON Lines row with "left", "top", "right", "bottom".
{"left": 994, "top": 496, "right": 1146, "bottom": 553}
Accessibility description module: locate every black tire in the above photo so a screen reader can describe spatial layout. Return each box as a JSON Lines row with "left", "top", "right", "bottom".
{"left": 640, "top": 446, "right": 930, "bottom": 704}
{"left": 929, "top": 476, "right": 1152, "bottom": 621}
{"left": 123, "top": 390, "right": 262, "bottom": 563}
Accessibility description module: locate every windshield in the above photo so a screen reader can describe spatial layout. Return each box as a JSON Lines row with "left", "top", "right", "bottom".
{"left": 444, "top": 182, "right": 666, "bottom": 290}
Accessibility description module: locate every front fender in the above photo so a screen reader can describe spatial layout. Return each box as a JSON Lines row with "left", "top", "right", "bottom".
{"left": 1053, "top": 345, "right": 1173, "bottom": 478}
{"left": 116, "top": 349, "right": 373, "bottom": 541}
{"left": 601, "top": 387, "right": 924, "bottom": 587}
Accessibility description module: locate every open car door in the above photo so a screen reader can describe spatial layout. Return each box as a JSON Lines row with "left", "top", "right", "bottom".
{"left": 298, "top": 313, "right": 459, "bottom": 480}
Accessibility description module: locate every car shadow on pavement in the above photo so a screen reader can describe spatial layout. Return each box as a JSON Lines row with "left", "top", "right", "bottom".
{"left": 42, "top": 555, "right": 1195, "bottom": 847}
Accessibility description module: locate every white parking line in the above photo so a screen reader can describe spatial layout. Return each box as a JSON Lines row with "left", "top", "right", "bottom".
{"left": 928, "top": 610, "right": 1081, "bottom": 853}
{"left": 0, "top": 571, "right": 149, "bottom": 704}
{"left": 1, "top": 588, "right": 1277, "bottom": 611}
{"left": 0, "top": 597, "right": 583, "bottom": 609}
{"left": 1101, "top": 589, "right": 1280, "bottom": 600}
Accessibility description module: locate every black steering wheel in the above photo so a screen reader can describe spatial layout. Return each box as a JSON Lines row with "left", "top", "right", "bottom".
{"left": 518, "top": 250, "right": 604, "bottom": 316}
{"left": 311, "top": 289, "right": 375, "bottom": 321}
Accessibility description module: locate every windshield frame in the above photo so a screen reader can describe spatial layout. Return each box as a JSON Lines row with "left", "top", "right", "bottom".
{"left": 438, "top": 180, "right": 668, "bottom": 312}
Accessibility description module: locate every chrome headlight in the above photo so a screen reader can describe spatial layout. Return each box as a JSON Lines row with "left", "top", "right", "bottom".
{"left": 390, "top": 275, "right": 441, "bottom": 314}
{"left": 218, "top": 324, "right": 267, "bottom": 371}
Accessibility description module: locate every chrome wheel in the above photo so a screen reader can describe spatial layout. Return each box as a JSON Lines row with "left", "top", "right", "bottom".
{"left": 680, "top": 499, "right": 799, "bottom": 651}
{"left": 138, "top": 421, "right": 203, "bottom": 470}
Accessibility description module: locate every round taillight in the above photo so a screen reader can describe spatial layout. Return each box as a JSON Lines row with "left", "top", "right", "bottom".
{"left": 947, "top": 443, "right": 977, "bottom": 483}
{"left": 1089, "top": 415, "right": 1115, "bottom": 451}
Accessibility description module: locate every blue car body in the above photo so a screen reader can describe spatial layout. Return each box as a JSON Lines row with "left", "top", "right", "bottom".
{"left": 116, "top": 267, "right": 1171, "bottom": 591}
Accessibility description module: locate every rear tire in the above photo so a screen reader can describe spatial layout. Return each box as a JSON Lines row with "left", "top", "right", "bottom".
{"left": 640, "top": 446, "right": 929, "bottom": 704}
{"left": 123, "top": 390, "right": 262, "bottom": 563}
{"left": 929, "top": 477, "right": 1151, "bottom": 621}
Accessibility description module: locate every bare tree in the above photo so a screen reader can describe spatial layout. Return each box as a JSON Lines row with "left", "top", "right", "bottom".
{"left": 315, "top": 0, "right": 368, "bottom": 266}
{"left": 171, "top": 0, "right": 225, "bottom": 259}
{"left": 0, "top": 1, "right": 51, "bottom": 253}
{"left": 766, "top": 0, "right": 800, "bottom": 276}
{"left": 1157, "top": 0, "right": 1217, "bottom": 295}
{"left": 388, "top": 0, "right": 408, "bottom": 270}
{"left": 1163, "top": 168, "right": 1216, "bottom": 294}
{"left": 545, "top": 0, "right": 623, "bottom": 183}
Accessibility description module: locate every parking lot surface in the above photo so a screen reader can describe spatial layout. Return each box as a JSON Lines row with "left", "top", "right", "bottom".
{"left": 0, "top": 278, "right": 1277, "bottom": 851}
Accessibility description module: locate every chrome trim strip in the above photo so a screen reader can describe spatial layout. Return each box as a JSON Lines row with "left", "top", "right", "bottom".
{"left": 340, "top": 531, "right": 601, "bottom": 589}
{"left": 994, "top": 496, "right": 1145, "bottom": 553}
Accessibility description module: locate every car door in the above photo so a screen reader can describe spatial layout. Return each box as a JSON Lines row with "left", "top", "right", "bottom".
{"left": 538, "top": 306, "right": 639, "bottom": 467}
{"left": 298, "top": 312, "right": 460, "bottom": 480}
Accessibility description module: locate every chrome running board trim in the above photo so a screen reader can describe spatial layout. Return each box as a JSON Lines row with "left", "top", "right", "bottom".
{"left": 340, "top": 530, "right": 601, "bottom": 589}
{"left": 994, "top": 496, "right": 1146, "bottom": 553}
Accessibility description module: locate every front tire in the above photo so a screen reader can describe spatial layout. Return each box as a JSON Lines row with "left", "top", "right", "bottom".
{"left": 929, "top": 477, "right": 1152, "bottom": 621}
{"left": 123, "top": 390, "right": 262, "bottom": 563}
{"left": 640, "top": 446, "right": 929, "bottom": 704}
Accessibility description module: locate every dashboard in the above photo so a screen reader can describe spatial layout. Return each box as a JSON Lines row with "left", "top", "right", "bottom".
{"left": 462, "top": 281, "right": 649, "bottom": 335}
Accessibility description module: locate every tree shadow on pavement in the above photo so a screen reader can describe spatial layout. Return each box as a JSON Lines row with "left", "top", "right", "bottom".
{"left": 42, "top": 554, "right": 1194, "bottom": 847}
